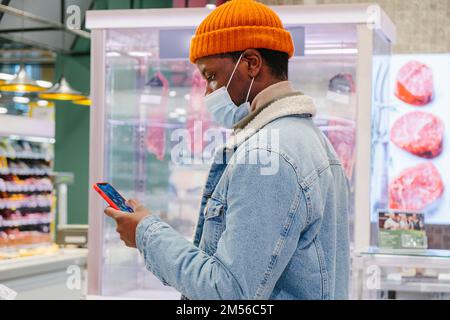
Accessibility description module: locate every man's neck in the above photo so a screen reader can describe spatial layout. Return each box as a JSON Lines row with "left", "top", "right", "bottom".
{"left": 250, "top": 80, "right": 295, "bottom": 112}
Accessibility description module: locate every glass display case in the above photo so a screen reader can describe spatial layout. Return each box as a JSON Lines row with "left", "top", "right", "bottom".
{"left": 86, "top": 4, "right": 395, "bottom": 298}
{"left": 352, "top": 249, "right": 450, "bottom": 299}
{"left": 352, "top": 52, "right": 450, "bottom": 299}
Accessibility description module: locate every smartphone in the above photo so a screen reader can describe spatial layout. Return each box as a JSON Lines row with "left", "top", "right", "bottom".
{"left": 93, "top": 182, "right": 134, "bottom": 213}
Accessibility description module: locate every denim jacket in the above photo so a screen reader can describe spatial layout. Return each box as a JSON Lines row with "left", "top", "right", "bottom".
{"left": 136, "top": 90, "right": 350, "bottom": 300}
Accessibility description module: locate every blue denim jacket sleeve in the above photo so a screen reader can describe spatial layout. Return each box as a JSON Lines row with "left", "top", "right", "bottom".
{"left": 136, "top": 148, "right": 306, "bottom": 299}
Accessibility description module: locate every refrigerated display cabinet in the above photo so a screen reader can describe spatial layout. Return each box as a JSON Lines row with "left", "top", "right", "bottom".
{"left": 0, "top": 115, "right": 87, "bottom": 300}
{"left": 352, "top": 249, "right": 450, "bottom": 300}
{"left": 351, "top": 52, "right": 450, "bottom": 299}
{"left": 0, "top": 115, "right": 56, "bottom": 259}
{"left": 86, "top": 4, "right": 396, "bottom": 299}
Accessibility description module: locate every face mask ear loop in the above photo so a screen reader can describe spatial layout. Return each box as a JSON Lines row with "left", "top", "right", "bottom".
{"left": 226, "top": 52, "right": 245, "bottom": 89}
{"left": 245, "top": 77, "right": 255, "bottom": 103}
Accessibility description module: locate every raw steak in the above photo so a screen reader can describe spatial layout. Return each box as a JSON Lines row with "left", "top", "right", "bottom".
{"left": 325, "top": 118, "right": 356, "bottom": 180}
{"left": 389, "top": 162, "right": 444, "bottom": 211}
{"left": 186, "top": 69, "right": 212, "bottom": 156}
{"left": 390, "top": 111, "right": 444, "bottom": 158}
{"left": 395, "top": 60, "right": 434, "bottom": 106}
{"left": 146, "top": 71, "right": 169, "bottom": 161}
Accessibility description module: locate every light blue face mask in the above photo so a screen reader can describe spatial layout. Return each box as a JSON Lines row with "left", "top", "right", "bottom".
{"left": 204, "top": 53, "right": 255, "bottom": 128}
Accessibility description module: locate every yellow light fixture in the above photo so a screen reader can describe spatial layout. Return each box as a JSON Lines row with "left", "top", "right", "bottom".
{"left": 28, "top": 100, "right": 55, "bottom": 108}
{"left": 72, "top": 96, "right": 91, "bottom": 106}
{"left": 39, "top": 77, "right": 85, "bottom": 100}
{"left": 0, "top": 66, "right": 45, "bottom": 93}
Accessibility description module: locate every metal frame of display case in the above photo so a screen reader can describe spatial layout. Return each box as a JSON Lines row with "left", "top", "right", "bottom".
{"left": 86, "top": 4, "right": 396, "bottom": 297}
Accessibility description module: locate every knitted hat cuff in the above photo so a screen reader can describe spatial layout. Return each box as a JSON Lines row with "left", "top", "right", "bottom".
{"left": 190, "top": 25, "right": 294, "bottom": 63}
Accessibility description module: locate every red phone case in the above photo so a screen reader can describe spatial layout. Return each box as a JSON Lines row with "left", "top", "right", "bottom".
{"left": 93, "top": 183, "right": 124, "bottom": 211}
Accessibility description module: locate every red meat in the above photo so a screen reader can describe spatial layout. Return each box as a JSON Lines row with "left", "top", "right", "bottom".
{"left": 395, "top": 60, "right": 434, "bottom": 106}
{"left": 186, "top": 69, "right": 212, "bottom": 156}
{"left": 326, "top": 119, "right": 356, "bottom": 180}
{"left": 390, "top": 111, "right": 444, "bottom": 158}
{"left": 146, "top": 72, "right": 169, "bottom": 161}
{"left": 389, "top": 162, "right": 444, "bottom": 211}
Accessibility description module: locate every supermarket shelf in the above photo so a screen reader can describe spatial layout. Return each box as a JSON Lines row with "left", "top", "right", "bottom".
{"left": 0, "top": 217, "right": 52, "bottom": 228}
{"left": 0, "top": 133, "right": 56, "bottom": 252}
{"left": 0, "top": 189, "right": 53, "bottom": 194}
{"left": 0, "top": 206, "right": 52, "bottom": 213}
{"left": 0, "top": 153, "right": 51, "bottom": 161}
{"left": 0, "top": 222, "right": 50, "bottom": 231}
{"left": 0, "top": 168, "right": 52, "bottom": 176}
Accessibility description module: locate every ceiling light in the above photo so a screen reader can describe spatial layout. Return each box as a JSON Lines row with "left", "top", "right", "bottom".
{"left": 72, "top": 96, "right": 91, "bottom": 106}
{"left": 175, "top": 108, "right": 186, "bottom": 115}
{"left": 106, "top": 52, "right": 121, "bottom": 57}
{"left": 128, "top": 51, "right": 153, "bottom": 57}
{"left": 0, "top": 73, "right": 14, "bottom": 81}
{"left": 304, "top": 48, "right": 358, "bottom": 55}
{"left": 0, "top": 66, "right": 45, "bottom": 93}
{"left": 28, "top": 100, "right": 55, "bottom": 108}
{"left": 13, "top": 96, "right": 30, "bottom": 104}
{"left": 39, "top": 77, "right": 85, "bottom": 100}
{"left": 35, "top": 80, "right": 53, "bottom": 88}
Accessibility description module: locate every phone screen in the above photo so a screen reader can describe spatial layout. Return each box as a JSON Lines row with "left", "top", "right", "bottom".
{"left": 96, "top": 183, "right": 133, "bottom": 213}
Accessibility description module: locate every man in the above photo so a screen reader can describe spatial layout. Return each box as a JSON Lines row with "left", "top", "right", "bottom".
{"left": 407, "top": 215, "right": 415, "bottom": 230}
{"left": 399, "top": 214, "right": 409, "bottom": 230}
{"left": 412, "top": 214, "right": 424, "bottom": 231}
{"left": 105, "top": 0, "right": 350, "bottom": 300}
{"left": 384, "top": 213, "right": 400, "bottom": 230}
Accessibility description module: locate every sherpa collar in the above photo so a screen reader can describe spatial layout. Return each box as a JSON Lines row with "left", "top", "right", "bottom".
{"left": 224, "top": 93, "right": 316, "bottom": 150}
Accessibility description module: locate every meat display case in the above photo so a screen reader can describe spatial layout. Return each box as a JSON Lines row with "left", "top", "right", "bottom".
{"left": 352, "top": 53, "right": 450, "bottom": 300}
{"left": 86, "top": 4, "right": 396, "bottom": 299}
{"left": 352, "top": 249, "right": 450, "bottom": 300}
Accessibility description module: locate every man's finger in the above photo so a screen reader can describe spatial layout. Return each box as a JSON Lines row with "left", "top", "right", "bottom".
{"left": 126, "top": 198, "right": 140, "bottom": 210}
{"left": 104, "top": 207, "right": 126, "bottom": 220}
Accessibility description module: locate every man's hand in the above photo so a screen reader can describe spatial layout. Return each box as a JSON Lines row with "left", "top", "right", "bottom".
{"left": 104, "top": 199, "right": 150, "bottom": 248}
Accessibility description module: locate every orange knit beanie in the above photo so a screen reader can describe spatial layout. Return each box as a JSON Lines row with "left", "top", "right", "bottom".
{"left": 189, "top": 0, "right": 294, "bottom": 63}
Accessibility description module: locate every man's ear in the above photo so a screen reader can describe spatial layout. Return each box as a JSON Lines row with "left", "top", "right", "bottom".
{"left": 242, "top": 49, "right": 263, "bottom": 78}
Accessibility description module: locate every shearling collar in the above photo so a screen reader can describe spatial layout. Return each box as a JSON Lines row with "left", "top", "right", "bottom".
{"left": 233, "top": 80, "right": 296, "bottom": 130}
{"left": 224, "top": 93, "right": 316, "bottom": 150}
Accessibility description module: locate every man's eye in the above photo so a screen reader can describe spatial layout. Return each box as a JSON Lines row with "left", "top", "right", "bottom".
{"left": 207, "top": 75, "right": 215, "bottom": 81}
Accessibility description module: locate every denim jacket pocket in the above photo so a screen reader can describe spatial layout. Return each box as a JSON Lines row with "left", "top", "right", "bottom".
{"left": 200, "top": 197, "right": 226, "bottom": 255}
